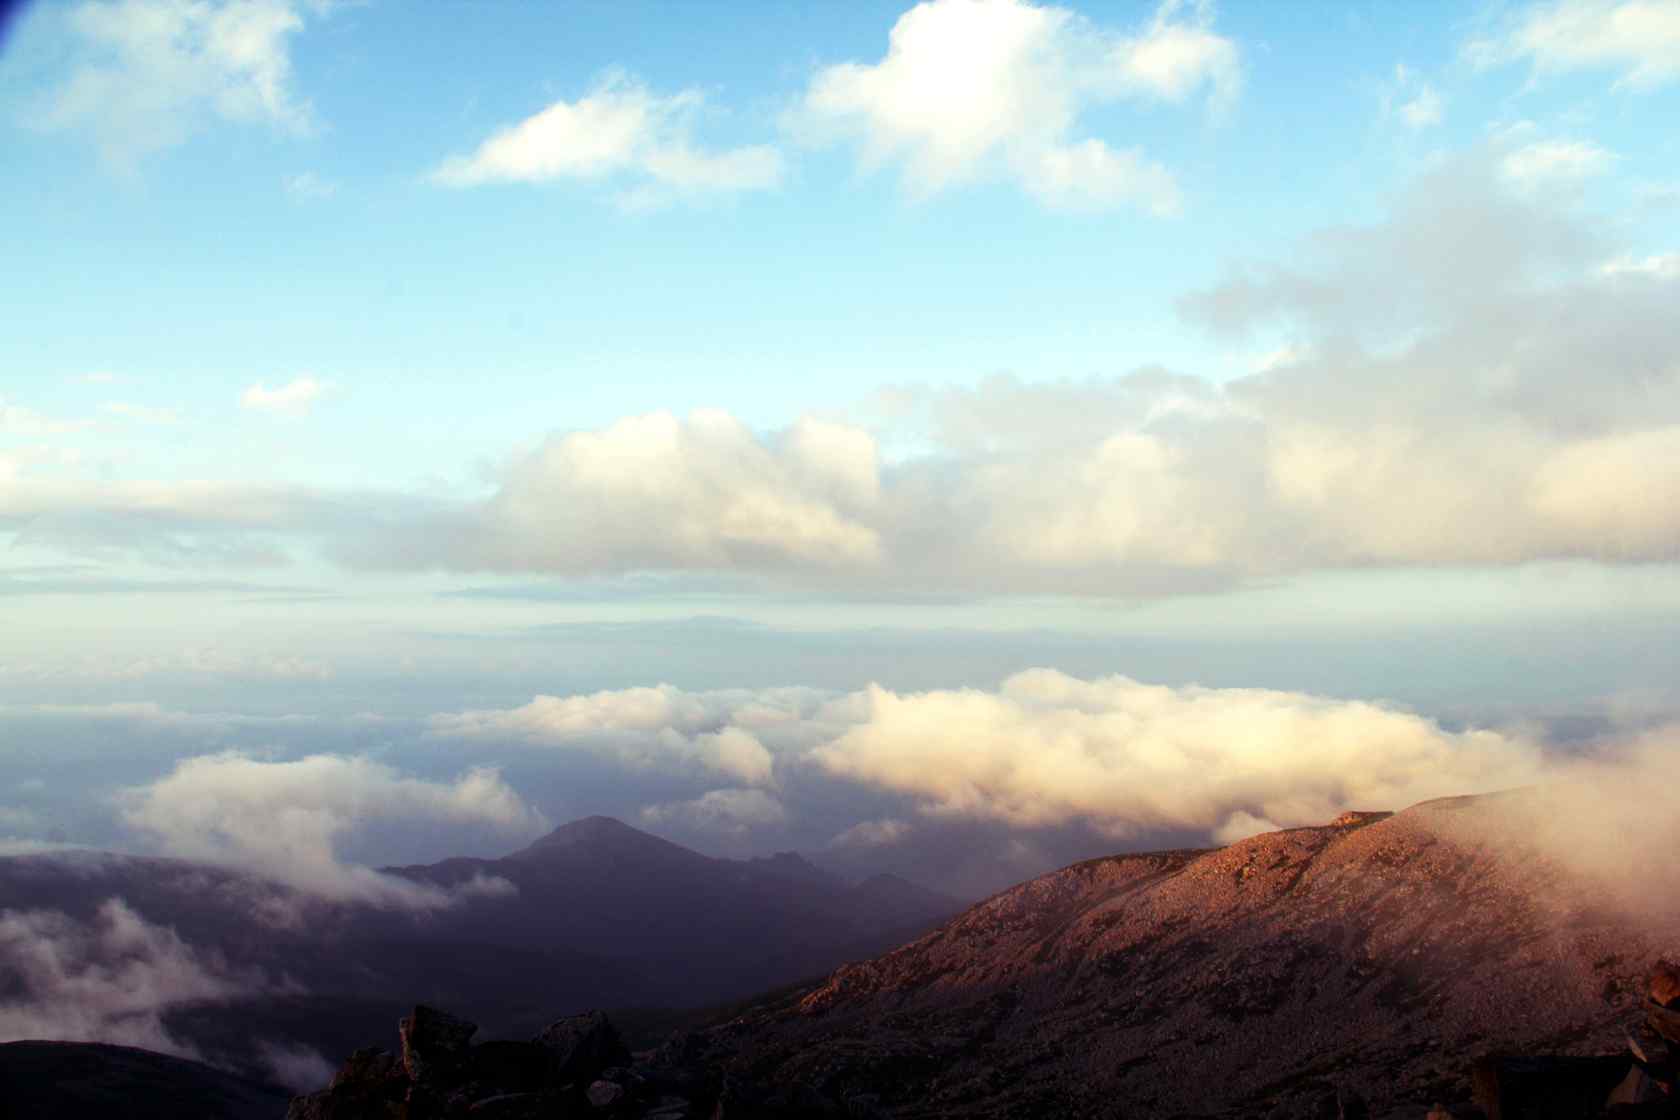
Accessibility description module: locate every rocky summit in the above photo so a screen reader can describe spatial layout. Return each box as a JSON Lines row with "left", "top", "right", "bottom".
{"left": 691, "top": 792, "right": 1677, "bottom": 1118}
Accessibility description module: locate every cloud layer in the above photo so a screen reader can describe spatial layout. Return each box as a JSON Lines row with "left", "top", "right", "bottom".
{"left": 791, "top": 0, "right": 1237, "bottom": 212}
{"left": 314, "top": 158, "right": 1668, "bottom": 594}
{"left": 435, "top": 670, "right": 1546, "bottom": 843}
{"left": 119, "top": 753, "right": 546, "bottom": 907}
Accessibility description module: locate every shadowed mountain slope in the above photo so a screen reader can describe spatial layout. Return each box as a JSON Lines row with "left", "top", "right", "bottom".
{"left": 382, "top": 817, "right": 962, "bottom": 1012}
{"left": 0, "top": 820, "right": 960, "bottom": 1084}
{"left": 0, "top": 1041, "right": 289, "bottom": 1120}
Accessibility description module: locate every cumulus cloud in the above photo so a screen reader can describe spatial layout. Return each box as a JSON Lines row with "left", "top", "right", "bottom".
{"left": 640, "top": 788, "right": 789, "bottom": 836}
{"left": 1469, "top": 0, "right": 1680, "bottom": 90}
{"left": 11, "top": 152, "right": 1680, "bottom": 597}
{"left": 790, "top": 0, "right": 1238, "bottom": 212}
{"left": 0, "top": 897, "right": 276, "bottom": 1058}
{"left": 432, "top": 73, "right": 782, "bottom": 207}
{"left": 240, "top": 375, "right": 328, "bottom": 416}
{"left": 35, "top": 0, "right": 318, "bottom": 167}
{"left": 394, "top": 410, "right": 883, "bottom": 574}
{"left": 430, "top": 683, "right": 844, "bottom": 788}
{"left": 813, "top": 670, "right": 1545, "bottom": 837}
{"left": 119, "top": 753, "right": 547, "bottom": 907}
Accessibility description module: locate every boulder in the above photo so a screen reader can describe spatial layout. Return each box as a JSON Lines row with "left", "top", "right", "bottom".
{"left": 532, "top": 1010, "right": 630, "bottom": 1086}
{"left": 586, "top": 1079, "right": 625, "bottom": 1108}
{"left": 400, "top": 1005, "right": 479, "bottom": 1083}
{"left": 286, "top": 1045, "right": 408, "bottom": 1119}
{"left": 329, "top": 1047, "right": 403, "bottom": 1091}
{"left": 1652, "top": 960, "right": 1680, "bottom": 1010}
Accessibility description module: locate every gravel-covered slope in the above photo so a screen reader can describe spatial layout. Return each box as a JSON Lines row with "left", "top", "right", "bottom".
{"left": 710, "top": 795, "right": 1678, "bottom": 1119}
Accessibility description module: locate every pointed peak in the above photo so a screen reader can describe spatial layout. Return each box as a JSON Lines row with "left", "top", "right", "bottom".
{"left": 507, "top": 815, "right": 708, "bottom": 865}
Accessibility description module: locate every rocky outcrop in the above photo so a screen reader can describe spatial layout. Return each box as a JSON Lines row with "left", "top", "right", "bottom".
{"left": 401, "top": 1005, "right": 479, "bottom": 1083}
{"left": 533, "top": 1010, "right": 630, "bottom": 1086}
{"left": 286, "top": 1004, "right": 854, "bottom": 1120}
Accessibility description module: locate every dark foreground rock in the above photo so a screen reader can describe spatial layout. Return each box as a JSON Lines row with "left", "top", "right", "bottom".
{"left": 288, "top": 1003, "right": 858, "bottom": 1120}
{"left": 0, "top": 1040, "right": 290, "bottom": 1120}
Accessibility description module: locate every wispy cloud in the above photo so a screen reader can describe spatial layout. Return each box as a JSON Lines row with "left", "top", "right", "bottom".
{"left": 1386, "top": 64, "right": 1443, "bottom": 128}
{"left": 640, "top": 788, "right": 788, "bottom": 836}
{"left": 283, "top": 171, "right": 337, "bottom": 200}
{"left": 0, "top": 897, "right": 279, "bottom": 1058}
{"left": 431, "top": 73, "right": 782, "bottom": 209}
{"left": 1500, "top": 137, "right": 1616, "bottom": 186}
{"left": 35, "top": 0, "right": 320, "bottom": 169}
{"left": 119, "top": 752, "right": 545, "bottom": 907}
{"left": 1469, "top": 0, "right": 1680, "bottom": 90}
{"left": 240, "top": 375, "right": 328, "bottom": 416}
{"left": 100, "top": 401, "right": 181, "bottom": 425}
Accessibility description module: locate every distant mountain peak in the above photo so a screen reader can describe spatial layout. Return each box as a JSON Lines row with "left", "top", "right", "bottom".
{"left": 506, "top": 815, "right": 708, "bottom": 865}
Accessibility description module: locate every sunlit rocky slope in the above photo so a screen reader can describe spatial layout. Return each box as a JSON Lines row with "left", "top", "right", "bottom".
{"left": 699, "top": 793, "right": 1678, "bottom": 1117}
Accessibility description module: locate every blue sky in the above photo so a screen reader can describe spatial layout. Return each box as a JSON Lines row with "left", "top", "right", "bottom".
{"left": 1, "top": 0, "right": 1679, "bottom": 889}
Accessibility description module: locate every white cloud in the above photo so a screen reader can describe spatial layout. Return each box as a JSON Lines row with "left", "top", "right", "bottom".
{"left": 639, "top": 788, "right": 788, "bottom": 835}
{"left": 813, "top": 670, "right": 1545, "bottom": 836}
{"left": 431, "top": 73, "right": 782, "bottom": 207}
{"left": 119, "top": 753, "right": 547, "bottom": 907}
{"left": 0, "top": 897, "right": 277, "bottom": 1058}
{"left": 1386, "top": 63, "right": 1444, "bottom": 129}
{"left": 255, "top": 1040, "right": 336, "bottom": 1093}
{"left": 239, "top": 375, "right": 327, "bottom": 416}
{"left": 828, "top": 817, "right": 912, "bottom": 849}
{"left": 38, "top": 0, "right": 318, "bottom": 167}
{"left": 9, "top": 155, "right": 1680, "bottom": 596}
{"left": 790, "top": 0, "right": 1237, "bottom": 212}
{"left": 402, "top": 410, "right": 882, "bottom": 574}
{"left": 1599, "top": 251, "right": 1680, "bottom": 278}
{"left": 1500, "top": 138, "right": 1615, "bottom": 185}
{"left": 1470, "top": 0, "right": 1680, "bottom": 90}
{"left": 430, "top": 683, "right": 841, "bottom": 788}
{"left": 438, "top": 671, "right": 1545, "bottom": 843}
